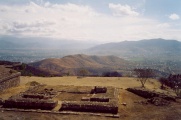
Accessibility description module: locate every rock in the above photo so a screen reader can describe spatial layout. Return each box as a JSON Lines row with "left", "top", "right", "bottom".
{"left": 121, "top": 103, "right": 127, "bottom": 106}
{"left": 148, "top": 97, "right": 170, "bottom": 106}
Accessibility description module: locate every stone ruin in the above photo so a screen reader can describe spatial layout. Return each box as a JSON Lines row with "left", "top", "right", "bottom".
{"left": 91, "top": 86, "right": 107, "bottom": 93}
{"left": 3, "top": 86, "right": 59, "bottom": 110}
{"left": 0, "top": 68, "right": 21, "bottom": 91}
{"left": 1, "top": 85, "right": 119, "bottom": 115}
{"left": 60, "top": 101, "right": 118, "bottom": 114}
{"left": 127, "top": 88, "right": 176, "bottom": 106}
{"left": 60, "top": 86, "right": 119, "bottom": 114}
{"left": 4, "top": 97, "right": 58, "bottom": 110}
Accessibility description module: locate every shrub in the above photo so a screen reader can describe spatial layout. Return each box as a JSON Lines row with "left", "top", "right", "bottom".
{"left": 102, "top": 71, "right": 122, "bottom": 77}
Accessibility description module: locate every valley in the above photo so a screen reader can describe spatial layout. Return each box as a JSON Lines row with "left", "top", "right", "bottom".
{"left": 1, "top": 38, "right": 181, "bottom": 76}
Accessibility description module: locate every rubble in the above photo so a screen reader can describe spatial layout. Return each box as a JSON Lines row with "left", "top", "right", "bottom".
{"left": 148, "top": 97, "right": 170, "bottom": 106}
{"left": 127, "top": 88, "right": 176, "bottom": 106}
{"left": 127, "top": 88, "right": 176, "bottom": 101}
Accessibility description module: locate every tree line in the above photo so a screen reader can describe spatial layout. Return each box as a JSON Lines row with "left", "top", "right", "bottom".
{"left": 159, "top": 74, "right": 181, "bottom": 97}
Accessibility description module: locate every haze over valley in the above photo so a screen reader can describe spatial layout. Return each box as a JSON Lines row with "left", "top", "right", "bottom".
{"left": 1, "top": 37, "right": 181, "bottom": 76}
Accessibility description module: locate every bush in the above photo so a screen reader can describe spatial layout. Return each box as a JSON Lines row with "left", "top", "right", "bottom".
{"left": 102, "top": 71, "right": 122, "bottom": 77}
{"left": 159, "top": 74, "right": 181, "bottom": 97}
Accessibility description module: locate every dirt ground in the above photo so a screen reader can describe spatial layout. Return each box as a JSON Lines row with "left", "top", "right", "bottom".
{"left": 0, "top": 76, "right": 180, "bottom": 120}
{"left": 0, "top": 89, "right": 180, "bottom": 120}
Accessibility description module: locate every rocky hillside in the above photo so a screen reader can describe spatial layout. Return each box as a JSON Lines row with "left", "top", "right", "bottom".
{"left": 29, "top": 54, "right": 132, "bottom": 76}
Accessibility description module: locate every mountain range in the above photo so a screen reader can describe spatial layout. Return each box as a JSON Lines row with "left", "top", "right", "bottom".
{"left": 87, "top": 38, "right": 181, "bottom": 61}
{"left": 0, "top": 36, "right": 97, "bottom": 50}
{"left": 1, "top": 37, "right": 181, "bottom": 76}
{"left": 0, "top": 37, "right": 181, "bottom": 63}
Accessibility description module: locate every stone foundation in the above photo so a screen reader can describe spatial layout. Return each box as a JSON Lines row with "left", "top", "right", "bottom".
{"left": 0, "top": 72, "right": 21, "bottom": 91}
{"left": 60, "top": 101, "right": 118, "bottom": 114}
{"left": 127, "top": 88, "right": 176, "bottom": 101}
{"left": 4, "top": 98, "right": 58, "bottom": 110}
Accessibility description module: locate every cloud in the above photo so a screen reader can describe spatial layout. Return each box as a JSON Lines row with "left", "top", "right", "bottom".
{"left": 12, "top": 20, "right": 55, "bottom": 28}
{"left": 156, "top": 23, "right": 170, "bottom": 28}
{"left": 0, "top": 1, "right": 180, "bottom": 41}
{"left": 169, "top": 13, "right": 180, "bottom": 20}
{"left": 109, "top": 3, "right": 139, "bottom": 16}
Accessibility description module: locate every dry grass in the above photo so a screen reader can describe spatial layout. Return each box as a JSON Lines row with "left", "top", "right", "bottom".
{"left": 0, "top": 85, "right": 29, "bottom": 100}
{"left": 20, "top": 76, "right": 161, "bottom": 90}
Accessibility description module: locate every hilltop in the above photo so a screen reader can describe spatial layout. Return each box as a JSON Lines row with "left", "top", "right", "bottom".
{"left": 29, "top": 54, "right": 132, "bottom": 76}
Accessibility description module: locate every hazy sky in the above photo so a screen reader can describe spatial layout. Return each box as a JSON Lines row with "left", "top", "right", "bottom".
{"left": 0, "top": 0, "right": 180, "bottom": 42}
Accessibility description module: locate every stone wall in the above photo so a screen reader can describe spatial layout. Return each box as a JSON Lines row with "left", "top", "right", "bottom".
{"left": 0, "top": 72, "right": 21, "bottom": 91}
{"left": 59, "top": 87, "right": 119, "bottom": 114}
{"left": 60, "top": 101, "right": 118, "bottom": 114}
{"left": 92, "top": 86, "right": 107, "bottom": 94}
{"left": 127, "top": 88, "right": 176, "bottom": 101}
{"left": 4, "top": 98, "right": 58, "bottom": 110}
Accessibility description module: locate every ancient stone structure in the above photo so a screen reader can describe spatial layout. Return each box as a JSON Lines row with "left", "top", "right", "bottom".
{"left": 81, "top": 97, "right": 110, "bottom": 102}
{"left": 60, "top": 86, "right": 119, "bottom": 114}
{"left": 4, "top": 98, "right": 58, "bottom": 110}
{"left": 90, "top": 97, "right": 109, "bottom": 102}
{"left": 127, "top": 88, "right": 176, "bottom": 106}
{"left": 0, "top": 83, "right": 119, "bottom": 115}
{"left": 127, "top": 88, "right": 176, "bottom": 101}
{"left": 60, "top": 101, "right": 118, "bottom": 114}
{"left": 147, "top": 97, "right": 170, "bottom": 106}
{"left": 0, "top": 72, "right": 21, "bottom": 91}
{"left": 22, "top": 93, "right": 50, "bottom": 99}
{"left": 91, "top": 86, "right": 107, "bottom": 94}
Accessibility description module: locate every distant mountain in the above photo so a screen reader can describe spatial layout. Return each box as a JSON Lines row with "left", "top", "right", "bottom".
{"left": 0, "top": 36, "right": 97, "bottom": 49}
{"left": 29, "top": 54, "right": 132, "bottom": 76}
{"left": 87, "top": 38, "right": 181, "bottom": 61}
{"left": 1, "top": 37, "right": 181, "bottom": 63}
{"left": 0, "top": 36, "right": 99, "bottom": 63}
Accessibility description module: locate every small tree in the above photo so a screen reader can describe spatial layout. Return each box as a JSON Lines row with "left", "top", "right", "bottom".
{"left": 134, "top": 68, "right": 154, "bottom": 87}
{"left": 159, "top": 77, "right": 167, "bottom": 89}
{"left": 168, "top": 74, "right": 181, "bottom": 97}
{"left": 79, "top": 69, "right": 89, "bottom": 77}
